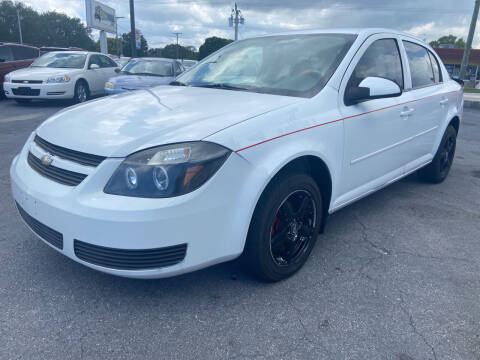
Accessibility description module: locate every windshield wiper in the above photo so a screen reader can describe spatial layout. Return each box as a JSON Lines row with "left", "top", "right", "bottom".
{"left": 169, "top": 80, "right": 187, "bottom": 86}
{"left": 192, "top": 83, "right": 250, "bottom": 91}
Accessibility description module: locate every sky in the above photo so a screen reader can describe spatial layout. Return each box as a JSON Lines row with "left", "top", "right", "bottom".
{"left": 26, "top": 0, "right": 480, "bottom": 50}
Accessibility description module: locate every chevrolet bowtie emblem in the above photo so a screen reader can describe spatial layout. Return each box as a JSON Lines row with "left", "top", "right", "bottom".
{"left": 22, "top": 80, "right": 28, "bottom": 84}
{"left": 40, "top": 153, "right": 54, "bottom": 166}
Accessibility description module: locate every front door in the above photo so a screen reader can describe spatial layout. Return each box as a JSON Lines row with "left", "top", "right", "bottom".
{"left": 335, "top": 35, "right": 413, "bottom": 207}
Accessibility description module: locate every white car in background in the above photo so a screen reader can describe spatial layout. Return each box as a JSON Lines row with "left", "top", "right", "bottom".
{"left": 11, "top": 29, "right": 462, "bottom": 281}
{"left": 3, "top": 51, "right": 119, "bottom": 104}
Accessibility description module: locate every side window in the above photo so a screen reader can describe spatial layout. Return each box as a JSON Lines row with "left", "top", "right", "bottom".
{"left": 428, "top": 51, "right": 442, "bottom": 83}
{"left": 0, "top": 46, "right": 13, "bottom": 62}
{"left": 403, "top": 41, "right": 435, "bottom": 88}
{"left": 11, "top": 46, "right": 39, "bottom": 60}
{"left": 347, "top": 39, "right": 404, "bottom": 90}
{"left": 99, "top": 55, "right": 117, "bottom": 68}
{"left": 88, "top": 55, "right": 101, "bottom": 68}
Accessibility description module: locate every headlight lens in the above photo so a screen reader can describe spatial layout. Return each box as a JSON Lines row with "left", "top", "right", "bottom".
{"left": 105, "top": 81, "right": 114, "bottom": 89}
{"left": 4, "top": 74, "right": 10, "bottom": 82}
{"left": 46, "top": 75, "right": 70, "bottom": 83}
{"left": 104, "top": 142, "right": 231, "bottom": 198}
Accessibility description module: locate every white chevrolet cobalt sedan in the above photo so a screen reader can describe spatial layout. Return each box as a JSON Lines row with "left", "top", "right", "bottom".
{"left": 4, "top": 51, "right": 119, "bottom": 103}
{"left": 11, "top": 29, "right": 463, "bottom": 281}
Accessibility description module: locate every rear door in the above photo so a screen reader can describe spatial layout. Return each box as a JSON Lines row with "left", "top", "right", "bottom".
{"left": 337, "top": 35, "right": 412, "bottom": 201}
{"left": 399, "top": 39, "right": 447, "bottom": 162}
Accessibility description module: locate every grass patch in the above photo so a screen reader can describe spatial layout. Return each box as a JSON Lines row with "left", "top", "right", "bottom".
{"left": 464, "top": 88, "right": 480, "bottom": 93}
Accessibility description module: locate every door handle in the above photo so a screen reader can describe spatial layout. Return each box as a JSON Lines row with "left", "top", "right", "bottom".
{"left": 440, "top": 98, "right": 449, "bottom": 106}
{"left": 400, "top": 107, "right": 415, "bottom": 118}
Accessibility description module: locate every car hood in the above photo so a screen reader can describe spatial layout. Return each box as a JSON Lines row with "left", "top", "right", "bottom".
{"left": 110, "top": 74, "right": 173, "bottom": 89}
{"left": 36, "top": 85, "right": 301, "bottom": 157}
{"left": 8, "top": 67, "right": 80, "bottom": 80}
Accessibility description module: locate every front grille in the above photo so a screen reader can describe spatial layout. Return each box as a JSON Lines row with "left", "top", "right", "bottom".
{"left": 34, "top": 135, "right": 106, "bottom": 167}
{"left": 12, "top": 80, "right": 43, "bottom": 84}
{"left": 16, "top": 203, "right": 63, "bottom": 249}
{"left": 27, "top": 152, "right": 87, "bottom": 186}
{"left": 12, "top": 87, "right": 40, "bottom": 96}
{"left": 74, "top": 240, "right": 187, "bottom": 270}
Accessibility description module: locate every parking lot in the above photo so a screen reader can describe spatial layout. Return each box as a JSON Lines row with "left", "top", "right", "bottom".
{"left": 1, "top": 98, "right": 479, "bottom": 360}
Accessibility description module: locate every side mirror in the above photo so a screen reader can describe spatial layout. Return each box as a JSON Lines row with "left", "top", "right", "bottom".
{"left": 89, "top": 63, "right": 100, "bottom": 70}
{"left": 114, "top": 68, "right": 120, "bottom": 73}
{"left": 345, "top": 77, "right": 401, "bottom": 106}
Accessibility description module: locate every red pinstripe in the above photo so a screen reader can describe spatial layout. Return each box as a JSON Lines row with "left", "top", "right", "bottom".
{"left": 235, "top": 91, "right": 459, "bottom": 153}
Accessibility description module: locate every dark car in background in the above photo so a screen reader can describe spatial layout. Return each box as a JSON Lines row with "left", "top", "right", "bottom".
{"left": 104, "top": 57, "right": 184, "bottom": 95}
{"left": 0, "top": 43, "right": 40, "bottom": 98}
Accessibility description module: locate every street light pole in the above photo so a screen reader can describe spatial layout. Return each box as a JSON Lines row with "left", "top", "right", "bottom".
{"left": 16, "top": 8, "right": 23, "bottom": 44}
{"left": 129, "top": 0, "right": 136, "bottom": 57}
{"left": 459, "top": 0, "right": 480, "bottom": 81}
{"left": 173, "top": 32, "right": 182, "bottom": 59}
{"left": 115, "top": 16, "right": 125, "bottom": 57}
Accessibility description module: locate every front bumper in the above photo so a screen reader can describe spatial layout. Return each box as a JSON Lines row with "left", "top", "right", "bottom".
{"left": 10, "top": 135, "right": 259, "bottom": 278}
{"left": 4, "top": 82, "right": 74, "bottom": 99}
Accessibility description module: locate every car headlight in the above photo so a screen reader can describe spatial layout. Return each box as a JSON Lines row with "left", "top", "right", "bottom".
{"left": 46, "top": 75, "right": 70, "bottom": 83}
{"left": 104, "top": 142, "right": 231, "bottom": 198}
{"left": 4, "top": 74, "right": 10, "bottom": 83}
{"left": 105, "top": 81, "right": 114, "bottom": 89}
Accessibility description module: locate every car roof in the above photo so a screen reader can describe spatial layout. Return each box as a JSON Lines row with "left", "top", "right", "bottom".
{"left": 0, "top": 42, "right": 39, "bottom": 49}
{"left": 255, "top": 28, "right": 423, "bottom": 42}
{"left": 131, "top": 57, "right": 176, "bottom": 62}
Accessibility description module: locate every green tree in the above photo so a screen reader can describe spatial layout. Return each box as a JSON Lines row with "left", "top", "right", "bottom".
{"left": 0, "top": 0, "right": 95, "bottom": 49}
{"left": 198, "top": 37, "right": 233, "bottom": 60}
{"left": 161, "top": 44, "right": 197, "bottom": 59}
{"left": 429, "top": 35, "right": 466, "bottom": 48}
{"left": 94, "top": 37, "right": 123, "bottom": 55}
{"left": 121, "top": 32, "right": 148, "bottom": 57}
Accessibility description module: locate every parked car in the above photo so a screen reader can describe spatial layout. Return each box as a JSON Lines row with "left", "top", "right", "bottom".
{"left": 104, "top": 57, "right": 183, "bottom": 95}
{"left": 10, "top": 29, "right": 462, "bottom": 281}
{"left": 3, "top": 51, "right": 119, "bottom": 103}
{"left": 0, "top": 42, "right": 40, "bottom": 98}
{"left": 179, "top": 59, "right": 198, "bottom": 69}
{"left": 39, "top": 46, "right": 85, "bottom": 55}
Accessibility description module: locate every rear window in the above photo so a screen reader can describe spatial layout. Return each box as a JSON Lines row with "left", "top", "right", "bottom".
{"left": 403, "top": 41, "right": 435, "bottom": 88}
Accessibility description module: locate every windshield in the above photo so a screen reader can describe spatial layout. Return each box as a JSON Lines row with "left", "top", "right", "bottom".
{"left": 121, "top": 60, "right": 173, "bottom": 77}
{"left": 177, "top": 34, "right": 356, "bottom": 97}
{"left": 31, "top": 53, "right": 86, "bottom": 69}
{"left": 182, "top": 60, "right": 197, "bottom": 67}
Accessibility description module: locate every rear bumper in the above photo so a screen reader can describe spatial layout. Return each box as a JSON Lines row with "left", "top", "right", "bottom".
{"left": 10, "top": 135, "right": 259, "bottom": 278}
{"left": 4, "top": 82, "right": 74, "bottom": 99}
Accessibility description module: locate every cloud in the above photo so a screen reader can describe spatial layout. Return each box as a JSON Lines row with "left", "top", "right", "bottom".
{"left": 26, "top": 0, "right": 480, "bottom": 48}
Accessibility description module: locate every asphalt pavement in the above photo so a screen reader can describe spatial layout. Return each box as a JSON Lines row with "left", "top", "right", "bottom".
{"left": 1, "top": 98, "right": 479, "bottom": 360}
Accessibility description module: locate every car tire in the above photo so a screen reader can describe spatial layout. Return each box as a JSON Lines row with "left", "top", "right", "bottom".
{"left": 73, "top": 80, "right": 89, "bottom": 104}
{"left": 418, "top": 125, "right": 457, "bottom": 183}
{"left": 244, "top": 172, "right": 323, "bottom": 282}
{"left": 14, "top": 99, "right": 31, "bottom": 104}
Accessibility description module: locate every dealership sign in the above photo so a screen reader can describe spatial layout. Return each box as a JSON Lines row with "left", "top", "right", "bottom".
{"left": 85, "top": 0, "right": 116, "bottom": 33}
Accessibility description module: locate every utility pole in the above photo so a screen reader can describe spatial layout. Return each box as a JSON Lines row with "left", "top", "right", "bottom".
{"left": 16, "top": 8, "right": 22, "bottom": 44}
{"left": 173, "top": 32, "right": 182, "bottom": 59}
{"left": 129, "top": 0, "right": 136, "bottom": 57}
{"left": 229, "top": 3, "right": 245, "bottom": 41}
{"left": 459, "top": 0, "right": 480, "bottom": 81}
